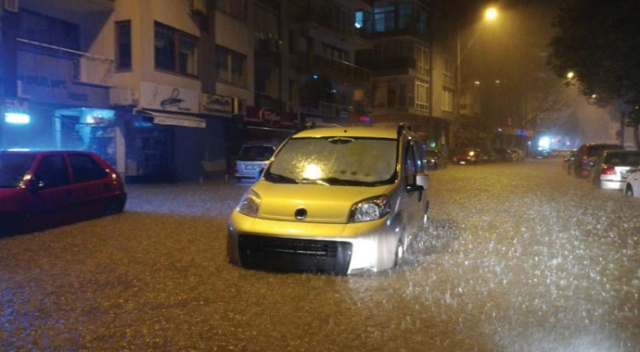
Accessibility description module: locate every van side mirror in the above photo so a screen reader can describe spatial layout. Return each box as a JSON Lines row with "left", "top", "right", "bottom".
{"left": 407, "top": 173, "right": 429, "bottom": 192}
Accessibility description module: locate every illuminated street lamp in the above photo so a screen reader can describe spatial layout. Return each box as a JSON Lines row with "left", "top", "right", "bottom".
{"left": 485, "top": 7, "right": 498, "bottom": 21}
{"left": 453, "top": 6, "right": 499, "bottom": 151}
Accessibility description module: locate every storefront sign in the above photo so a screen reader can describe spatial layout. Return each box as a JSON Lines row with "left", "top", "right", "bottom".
{"left": 3, "top": 98, "right": 29, "bottom": 114}
{"left": 140, "top": 81, "right": 198, "bottom": 113}
{"left": 245, "top": 106, "right": 299, "bottom": 128}
{"left": 16, "top": 52, "right": 109, "bottom": 107}
{"left": 201, "top": 94, "right": 234, "bottom": 116}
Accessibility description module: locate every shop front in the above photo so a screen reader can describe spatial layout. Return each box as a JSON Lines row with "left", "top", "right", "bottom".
{"left": 121, "top": 82, "right": 230, "bottom": 182}
{"left": 2, "top": 49, "right": 114, "bottom": 167}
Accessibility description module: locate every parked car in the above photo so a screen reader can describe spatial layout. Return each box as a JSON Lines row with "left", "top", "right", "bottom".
{"left": 492, "top": 148, "right": 512, "bottom": 162}
{"left": 533, "top": 149, "right": 550, "bottom": 159}
{"left": 452, "top": 148, "right": 486, "bottom": 165}
{"left": 227, "top": 124, "right": 430, "bottom": 275}
{"left": 425, "top": 148, "right": 446, "bottom": 170}
{"left": 563, "top": 149, "right": 576, "bottom": 171}
{"left": 624, "top": 168, "right": 640, "bottom": 197}
{"left": 0, "top": 150, "right": 127, "bottom": 236}
{"left": 233, "top": 144, "right": 276, "bottom": 182}
{"left": 571, "top": 143, "right": 625, "bottom": 178}
{"left": 508, "top": 148, "right": 526, "bottom": 162}
{"left": 588, "top": 150, "right": 640, "bottom": 190}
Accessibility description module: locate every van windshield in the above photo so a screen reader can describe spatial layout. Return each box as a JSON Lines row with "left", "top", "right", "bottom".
{"left": 265, "top": 137, "right": 397, "bottom": 186}
{"left": 0, "top": 154, "right": 35, "bottom": 188}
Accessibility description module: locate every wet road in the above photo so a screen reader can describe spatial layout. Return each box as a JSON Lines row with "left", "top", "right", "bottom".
{"left": 1, "top": 158, "right": 639, "bottom": 351}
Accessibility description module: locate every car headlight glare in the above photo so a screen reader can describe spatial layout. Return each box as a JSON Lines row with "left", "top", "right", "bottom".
{"left": 237, "top": 189, "right": 261, "bottom": 217}
{"left": 349, "top": 195, "right": 390, "bottom": 223}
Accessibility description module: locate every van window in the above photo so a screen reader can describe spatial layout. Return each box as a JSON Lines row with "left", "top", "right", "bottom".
{"left": 35, "top": 155, "right": 70, "bottom": 188}
{"left": 69, "top": 154, "right": 108, "bottom": 183}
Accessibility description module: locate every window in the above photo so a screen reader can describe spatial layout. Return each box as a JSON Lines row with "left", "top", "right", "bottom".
{"left": 154, "top": 22, "right": 198, "bottom": 76}
{"left": 69, "top": 154, "right": 108, "bottom": 183}
{"left": 415, "top": 80, "right": 430, "bottom": 111}
{"left": 115, "top": 21, "right": 131, "bottom": 70}
{"left": 35, "top": 155, "right": 70, "bottom": 189}
{"left": 442, "top": 87, "right": 454, "bottom": 112}
{"left": 398, "top": 3, "right": 412, "bottom": 30}
{"left": 415, "top": 43, "right": 430, "bottom": 75}
{"left": 387, "top": 86, "right": 397, "bottom": 107}
{"left": 322, "top": 43, "right": 348, "bottom": 62}
{"left": 355, "top": 11, "right": 365, "bottom": 29}
{"left": 216, "top": 0, "right": 248, "bottom": 20}
{"left": 216, "top": 45, "right": 247, "bottom": 87}
{"left": 443, "top": 56, "right": 454, "bottom": 85}
{"left": 404, "top": 141, "right": 418, "bottom": 184}
{"left": 373, "top": 6, "right": 395, "bottom": 32}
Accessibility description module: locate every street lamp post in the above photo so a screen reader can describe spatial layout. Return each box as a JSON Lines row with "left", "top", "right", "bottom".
{"left": 452, "top": 7, "right": 498, "bottom": 153}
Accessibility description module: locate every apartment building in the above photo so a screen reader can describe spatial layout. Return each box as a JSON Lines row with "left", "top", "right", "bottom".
{"left": 1, "top": 0, "right": 464, "bottom": 182}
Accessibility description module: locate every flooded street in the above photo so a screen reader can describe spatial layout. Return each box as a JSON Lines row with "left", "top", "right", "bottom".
{"left": 1, "top": 158, "right": 638, "bottom": 351}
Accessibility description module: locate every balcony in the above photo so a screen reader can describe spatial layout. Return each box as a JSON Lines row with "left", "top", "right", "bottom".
{"left": 292, "top": 53, "right": 371, "bottom": 85}
{"left": 355, "top": 51, "right": 415, "bottom": 76}
{"left": 17, "top": 38, "right": 114, "bottom": 88}
{"left": 21, "top": 0, "right": 115, "bottom": 14}
{"left": 289, "top": 0, "right": 361, "bottom": 39}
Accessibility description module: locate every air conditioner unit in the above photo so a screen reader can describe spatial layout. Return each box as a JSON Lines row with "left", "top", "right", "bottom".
{"left": 4, "top": 0, "right": 19, "bottom": 12}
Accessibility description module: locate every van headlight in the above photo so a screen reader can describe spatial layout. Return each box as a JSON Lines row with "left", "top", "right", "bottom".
{"left": 349, "top": 195, "right": 390, "bottom": 222}
{"left": 237, "top": 189, "right": 261, "bottom": 217}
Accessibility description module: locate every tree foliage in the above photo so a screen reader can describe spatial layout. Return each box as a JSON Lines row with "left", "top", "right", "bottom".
{"left": 548, "top": 0, "right": 640, "bottom": 106}
{"left": 548, "top": 0, "right": 640, "bottom": 146}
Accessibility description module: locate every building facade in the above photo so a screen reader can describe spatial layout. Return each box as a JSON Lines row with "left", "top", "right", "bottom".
{"left": 1, "top": 0, "right": 468, "bottom": 182}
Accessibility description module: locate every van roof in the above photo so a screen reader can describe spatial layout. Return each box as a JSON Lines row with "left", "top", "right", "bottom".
{"left": 292, "top": 126, "right": 403, "bottom": 139}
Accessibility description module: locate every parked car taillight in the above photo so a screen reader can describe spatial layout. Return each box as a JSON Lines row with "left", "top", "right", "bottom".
{"left": 601, "top": 166, "right": 616, "bottom": 175}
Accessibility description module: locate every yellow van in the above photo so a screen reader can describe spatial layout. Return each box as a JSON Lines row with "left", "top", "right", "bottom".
{"left": 227, "top": 124, "right": 429, "bottom": 274}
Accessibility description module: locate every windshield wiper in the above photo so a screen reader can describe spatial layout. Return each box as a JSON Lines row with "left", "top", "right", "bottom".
{"left": 295, "top": 178, "right": 330, "bottom": 186}
{"left": 264, "top": 172, "right": 296, "bottom": 184}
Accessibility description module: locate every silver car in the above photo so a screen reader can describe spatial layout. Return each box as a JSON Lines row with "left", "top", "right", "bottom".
{"left": 233, "top": 144, "right": 276, "bottom": 182}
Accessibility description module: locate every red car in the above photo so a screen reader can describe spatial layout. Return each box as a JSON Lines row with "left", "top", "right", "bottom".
{"left": 0, "top": 150, "right": 127, "bottom": 236}
{"left": 452, "top": 148, "right": 487, "bottom": 165}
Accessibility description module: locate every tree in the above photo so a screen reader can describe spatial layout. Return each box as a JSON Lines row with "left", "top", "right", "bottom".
{"left": 547, "top": 0, "right": 640, "bottom": 149}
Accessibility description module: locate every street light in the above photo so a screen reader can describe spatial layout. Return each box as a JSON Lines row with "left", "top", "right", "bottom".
{"left": 453, "top": 6, "right": 499, "bottom": 152}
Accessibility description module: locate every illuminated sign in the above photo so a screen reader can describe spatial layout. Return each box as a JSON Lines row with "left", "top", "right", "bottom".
{"left": 4, "top": 112, "right": 31, "bottom": 124}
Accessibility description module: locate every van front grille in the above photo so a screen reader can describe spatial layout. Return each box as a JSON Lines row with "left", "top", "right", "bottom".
{"left": 238, "top": 235, "right": 352, "bottom": 275}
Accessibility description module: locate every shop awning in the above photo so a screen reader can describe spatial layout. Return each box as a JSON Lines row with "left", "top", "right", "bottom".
{"left": 136, "top": 109, "right": 206, "bottom": 128}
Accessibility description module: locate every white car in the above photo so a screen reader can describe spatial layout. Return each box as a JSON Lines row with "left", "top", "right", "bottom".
{"left": 624, "top": 168, "right": 640, "bottom": 197}
{"left": 588, "top": 150, "right": 640, "bottom": 190}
